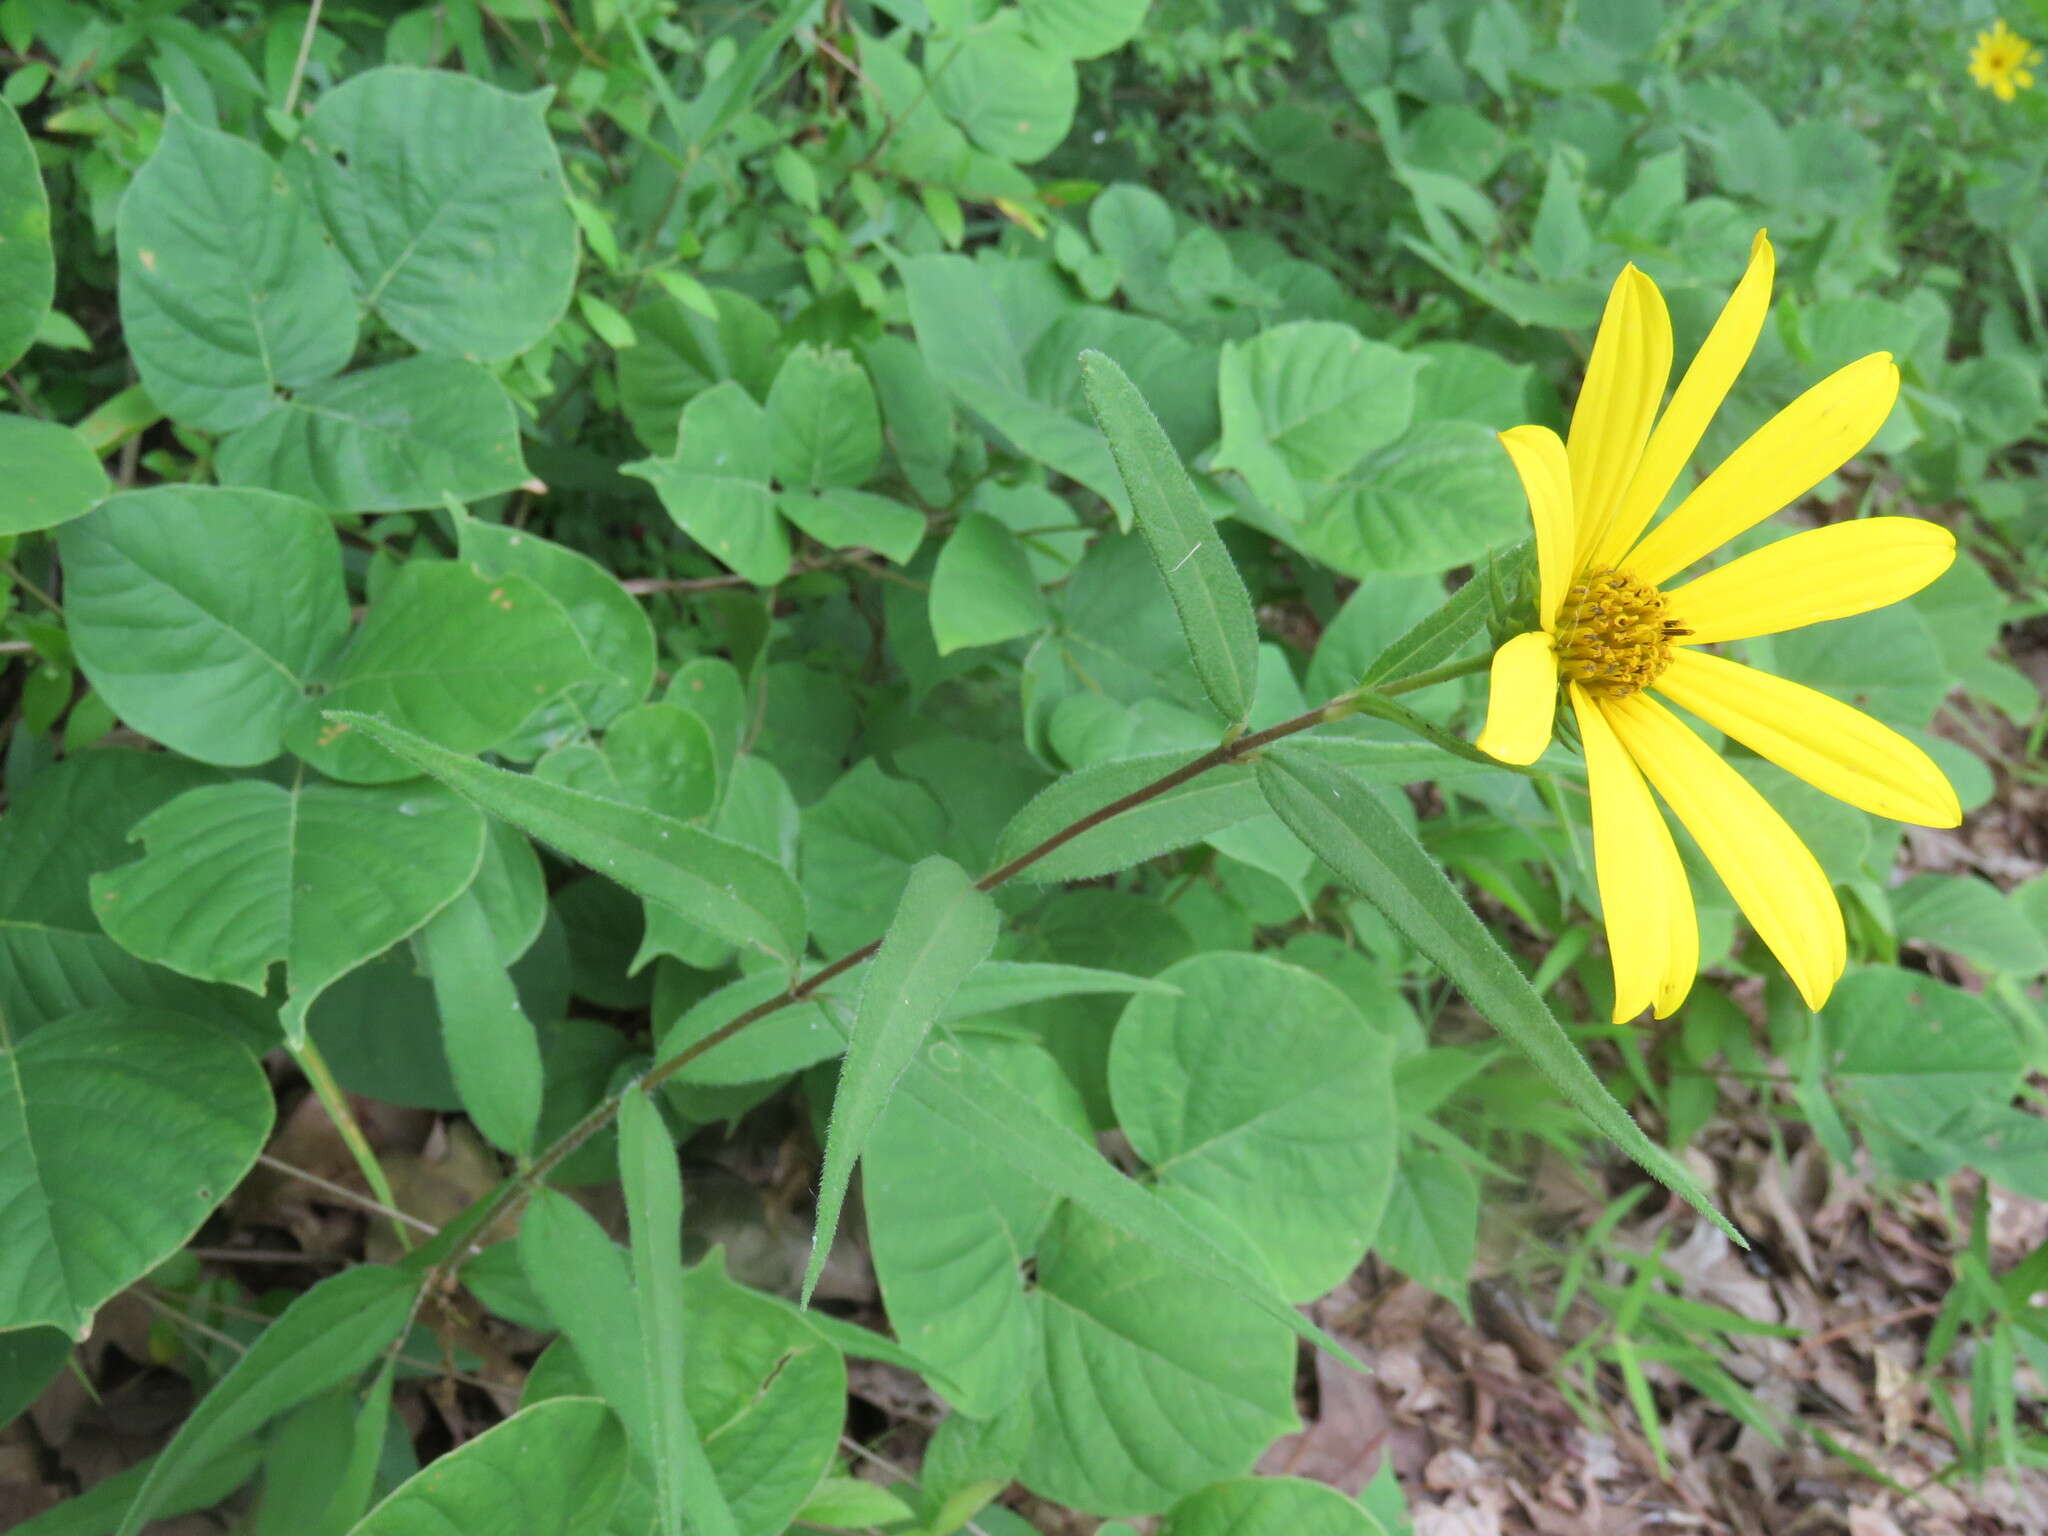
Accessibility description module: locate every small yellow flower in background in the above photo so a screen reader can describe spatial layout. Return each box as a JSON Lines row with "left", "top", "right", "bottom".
{"left": 1475, "top": 233, "right": 1962, "bottom": 1022}
{"left": 1969, "top": 18, "right": 2041, "bottom": 100}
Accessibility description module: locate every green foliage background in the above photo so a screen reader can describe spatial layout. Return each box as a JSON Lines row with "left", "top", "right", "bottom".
{"left": 2, "top": 0, "right": 2047, "bottom": 1530}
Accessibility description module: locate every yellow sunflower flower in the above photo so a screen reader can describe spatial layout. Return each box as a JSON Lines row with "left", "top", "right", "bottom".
{"left": 1968, "top": 18, "right": 2042, "bottom": 101}
{"left": 1474, "top": 233, "right": 1962, "bottom": 1022}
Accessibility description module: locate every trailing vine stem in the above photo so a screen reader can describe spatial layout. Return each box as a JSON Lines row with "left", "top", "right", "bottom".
{"left": 414, "top": 652, "right": 1503, "bottom": 1300}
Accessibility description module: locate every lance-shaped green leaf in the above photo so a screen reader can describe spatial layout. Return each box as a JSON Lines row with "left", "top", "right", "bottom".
{"left": 803, "top": 857, "right": 998, "bottom": 1305}
{"left": 116, "top": 1265, "right": 418, "bottom": 1536}
{"left": 0, "top": 1013, "right": 272, "bottom": 1336}
{"left": 91, "top": 780, "right": 486, "bottom": 1044}
{"left": 1079, "top": 349, "right": 1258, "bottom": 726}
{"left": 336, "top": 711, "right": 807, "bottom": 969}
{"left": 421, "top": 887, "right": 544, "bottom": 1158}
{"left": 1253, "top": 745, "right": 1736, "bottom": 1240}
{"left": 619, "top": 1091, "right": 739, "bottom": 1536}
{"left": 1361, "top": 539, "right": 1530, "bottom": 687}
{"left": 0, "top": 99, "right": 53, "bottom": 373}
{"left": 348, "top": 1398, "right": 628, "bottom": 1536}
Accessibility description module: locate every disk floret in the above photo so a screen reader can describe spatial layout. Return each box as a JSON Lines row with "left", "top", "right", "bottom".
{"left": 1554, "top": 569, "right": 1690, "bottom": 696}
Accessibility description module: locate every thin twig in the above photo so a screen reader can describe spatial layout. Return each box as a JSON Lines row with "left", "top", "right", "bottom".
{"left": 282, "top": 0, "right": 324, "bottom": 117}
{"left": 257, "top": 1153, "right": 439, "bottom": 1236}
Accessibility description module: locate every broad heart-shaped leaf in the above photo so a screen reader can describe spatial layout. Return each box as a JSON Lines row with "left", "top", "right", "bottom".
{"left": 421, "top": 888, "right": 543, "bottom": 1158}
{"left": 1161, "top": 1477, "right": 1386, "bottom": 1536}
{"left": 1110, "top": 953, "right": 1397, "bottom": 1301}
{"left": 618, "top": 1093, "right": 740, "bottom": 1536}
{"left": 349, "top": 1398, "right": 627, "bottom": 1536}
{"left": 216, "top": 357, "right": 528, "bottom": 513}
{"left": 804, "top": 857, "right": 998, "bottom": 1304}
{"left": 1374, "top": 1150, "right": 1479, "bottom": 1308}
{"left": 116, "top": 113, "right": 357, "bottom": 433}
{"left": 290, "top": 561, "right": 599, "bottom": 784}
{"left": 0, "top": 751, "right": 275, "bottom": 1046}
{"left": 930, "top": 512, "right": 1050, "bottom": 654}
{"left": 292, "top": 67, "right": 577, "bottom": 360}
{"left": 927, "top": 22, "right": 1078, "bottom": 163}
{"left": 622, "top": 380, "right": 790, "bottom": 587}
{"left": 1212, "top": 323, "right": 1423, "bottom": 523}
{"left": 1254, "top": 746, "right": 1738, "bottom": 1241}
{"left": 523, "top": 1244, "right": 846, "bottom": 1536}
{"left": 1298, "top": 420, "right": 1524, "bottom": 577}
{"left": 901, "top": 255, "right": 1127, "bottom": 520}
{"left": 0, "top": 99, "right": 53, "bottom": 372}
{"left": 461, "top": 519, "right": 657, "bottom": 742}
{"left": 1020, "top": 0, "right": 1151, "bottom": 58}
{"left": 1081, "top": 350, "right": 1258, "bottom": 726}
{"left": 617, "top": 287, "right": 783, "bottom": 454}
{"left": 114, "top": 1265, "right": 418, "bottom": 1536}
{"left": 766, "top": 343, "right": 882, "bottom": 490}
{"left": 0, "top": 415, "right": 106, "bottom": 534}
{"left": 866, "top": 1034, "right": 1091, "bottom": 1416}
{"left": 776, "top": 488, "right": 926, "bottom": 565}
{"left": 0, "top": 1012, "right": 271, "bottom": 1336}
{"left": 1020, "top": 1201, "right": 1298, "bottom": 1515}
{"left": 90, "top": 779, "right": 488, "bottom": 1044}
{"left": 60, "top": 486, "right": 351, "bottom": 767}
{"left": 337, "top": 712, "right": 807, "bottom": 970}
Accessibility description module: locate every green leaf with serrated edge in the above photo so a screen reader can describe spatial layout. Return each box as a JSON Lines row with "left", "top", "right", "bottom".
{"left": 930, "top": 512, "right": 1050, "bottom": 654}
{"left": 0, "top": 99, "right": 52, "bottom": 372}
{"left": 117, "top": 114, "right": 356, "bottom": 432}
{"left": 348, "top": 1398, "right": 627, "bottom": 1536}
{"left": 0, "top": 1014, "right": 271, "bottom": 1336}
{"left": 1253, "top": 746, "right": 1738, "bottom": 1241}
{"left": 622, "top": 380, "right": 790, "bottom": 587}
{"left": 1110, "top": 953, "right": 1397, "bottom": 1301}
{"left": 461, "top": 520, "right": 657, "bottom": 739}
{"left": 867, "top": 1035, "right": 1084, "bottom": 1416}
{"left": 60, "top": 486, "right": 350, "bottom": 768}
{"left": 1302, "top": 420, "right": 1524, "bottom": 578}
{"left": 421, "top": 888, "right": 543, "bottom": 1158}
{"left": 336, "top": 711, "right": 807, "bottom": 969}
{"left": 804, "top": 857, "right": 998, "bottom": 1304}
{"left": 114, "top": 1265, "right": 416, "bottom": 1536}
{"left": 876, "top": 1025, "right": 1365, "bottom": 1369}
{"left": 217, "top": 357, "right": 527, "bottom": 514}
{"left": 292, "top": 562, "right": 599, "bottom": 785}
{"left": 1080, "top": 349, "right": 1258, "bottom": 726}
{"left": 657, "top": 969, "right": 848, "bottom": 1088}
{"left": 619, "top": 1092, "right": 741, "bottom": 1536}
{"left": 91, "top": 779, "right": 487, "bottom": 1045}
{"left": 0, "top": 415, "right": 105, "bottom": 535}
{"left": 291, "top": 68, "right": 577, "bottom": 360}
{"left": 766, "top": 343, "right": 882, "bottom": 491}
{"left": 1020, "top": 1201, "right": 1298, "bottom": 1514}
{"left": 1161, "top": 1477, "right": 1387, "bottom": 1536}
{"left": 1361, "top": 540, "right": 1530, "bottom": 686}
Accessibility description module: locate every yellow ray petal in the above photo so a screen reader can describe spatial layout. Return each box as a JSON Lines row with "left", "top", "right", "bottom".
{"left": 1663, "top": 516, "right": 1956, "bottom": 643}
{"left": 1497, "top": 425, "right": 1574, "bottom": 630}
{"left": 1653, "top": 649, "right": 1962, "bottom": 827}
{"left": 1570, "top": 686, "right": 1698, "bottom": 1022}
{"left": 1474, "top": 630, "right": 1558, "bottom": 765}
{"left": 1593, "top": 231, "right": 1774, "bottom": 570}
{"left": 1622, "top": 352, "right": 1900, "bottom": 588}
{"left": 1604, "top": 691, "right": 1846, "bottom": 1011}
{"left": 1569, "top": 266, "right": 1674, "bottom": 571}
